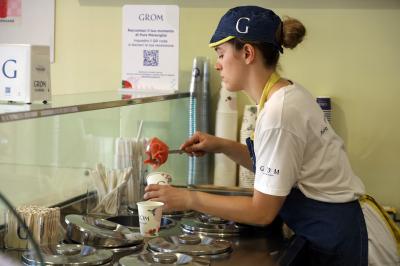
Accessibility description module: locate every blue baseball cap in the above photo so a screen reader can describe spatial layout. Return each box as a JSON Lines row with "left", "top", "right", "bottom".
{"left": 209, "top": 6, "right": 283, "bottom": 53}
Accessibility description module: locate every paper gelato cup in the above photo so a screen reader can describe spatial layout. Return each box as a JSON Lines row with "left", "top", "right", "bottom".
{"left": 146, "top": 172, "right": 172, "bottom": 185}
{"left": 136, "top": 201, "right": 164, "bottom": 237}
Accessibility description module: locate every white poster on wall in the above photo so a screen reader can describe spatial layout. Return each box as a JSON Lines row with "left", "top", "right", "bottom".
{"left": 0, "top": 0, "right": 55, "bottom": 63}
{"left": 122, "top": 5, "right": 179, "bottom": 94}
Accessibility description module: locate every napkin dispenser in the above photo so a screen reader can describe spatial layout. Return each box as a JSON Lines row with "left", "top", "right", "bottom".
{"left": 0, "top": 44, "right": 51, "bottom": 103}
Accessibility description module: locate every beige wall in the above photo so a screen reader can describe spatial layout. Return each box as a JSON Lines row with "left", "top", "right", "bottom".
{"left": 52, "top": 1, "right": 400, "bottom": 210}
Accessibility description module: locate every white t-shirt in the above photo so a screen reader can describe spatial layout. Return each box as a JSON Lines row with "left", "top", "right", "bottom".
{"left": 254, "top": 83, "right": 365, "bottom": 202}
{"left": 253, "top": 83, "right": 399, "bottom": 264}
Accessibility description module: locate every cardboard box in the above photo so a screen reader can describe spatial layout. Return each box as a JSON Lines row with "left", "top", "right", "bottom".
{"left": 0, "top": 44, "right": 51, "bottom": 103}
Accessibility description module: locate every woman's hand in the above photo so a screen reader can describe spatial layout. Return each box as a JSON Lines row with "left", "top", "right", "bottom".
{"left": 180, "top": 131, "right": 224, "bottom": 156}
{"left": 182, "top": 131, "right": 253, "bottom": 170}
{"left": 144, "top": 185, "right": 193, "bottom": 212}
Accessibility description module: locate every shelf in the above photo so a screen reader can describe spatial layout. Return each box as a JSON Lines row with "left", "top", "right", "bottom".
{"left": 0, "top": 91, "right": 190, "bottom": 123}
{"left": 79, "top": 0, "right": 400, "bottom": 9}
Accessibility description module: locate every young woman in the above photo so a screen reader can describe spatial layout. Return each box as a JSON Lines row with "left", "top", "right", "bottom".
{"left": 144, "top": 6, "right": 399, "bottom": 265}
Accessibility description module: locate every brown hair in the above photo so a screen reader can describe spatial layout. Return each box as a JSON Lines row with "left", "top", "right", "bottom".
{"left": 281, "top": 16, "right": 306, "bottom": 49}
{"left": 229, "top": 16, "right": 306, "bottom": 68}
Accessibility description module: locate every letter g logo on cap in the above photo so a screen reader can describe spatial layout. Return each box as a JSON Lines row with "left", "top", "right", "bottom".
{"left": 236, "top": 17, "right": 250, "bottom": 34}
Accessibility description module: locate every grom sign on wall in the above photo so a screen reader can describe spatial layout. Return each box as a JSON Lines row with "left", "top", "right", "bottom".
{"left": 121, "top": 5, "right": 179, "bottom": 94}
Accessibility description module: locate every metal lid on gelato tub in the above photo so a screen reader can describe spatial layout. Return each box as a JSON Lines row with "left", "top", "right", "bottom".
{"left": 65, "top": 214, "right": 143, "bottom": 248}
{"left": 118, "top": 251, "right": 210, "bottom": 266}
{"left": 147, "top": 235, "right": 232, "bottom": 259}
{"left": 22, "top": 244, "right": 114, "bottom": 265}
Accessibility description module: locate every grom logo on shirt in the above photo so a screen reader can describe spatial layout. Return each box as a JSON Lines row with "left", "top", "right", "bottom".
{"left": 259, "top": 165, "right": 280, "bottom": 177}
{"left": 320, "top": 126, "right": 328, "bottom": 136}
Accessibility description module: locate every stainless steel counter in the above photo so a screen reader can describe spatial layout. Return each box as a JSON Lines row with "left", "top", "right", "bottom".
{"left": 1, "top": 215, "right": 284, "bottom": 266}
{"left": 1, "top": 187, "right": 286, "bottom": 265}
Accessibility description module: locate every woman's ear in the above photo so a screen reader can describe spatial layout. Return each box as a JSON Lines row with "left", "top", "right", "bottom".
{"left": 242, "top": 43, "right": 256, "bottom": 64}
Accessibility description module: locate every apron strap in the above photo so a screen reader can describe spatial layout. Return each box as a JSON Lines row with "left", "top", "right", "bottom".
{"left": 245, "top": 137, "right": 256, "bottom": 173}
{"left": 359, "top": 194, "right": 400, "bottom": 254}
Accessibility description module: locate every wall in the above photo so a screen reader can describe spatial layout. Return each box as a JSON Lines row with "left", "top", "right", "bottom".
{"left": 51, "top": 0, "right": 400, "bottom": 209}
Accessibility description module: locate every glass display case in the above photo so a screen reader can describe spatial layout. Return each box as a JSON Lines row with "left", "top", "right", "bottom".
{"left": 0, "top": 91, "right": 190, "bottom": 225}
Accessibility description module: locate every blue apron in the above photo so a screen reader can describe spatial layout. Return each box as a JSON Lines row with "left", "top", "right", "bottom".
{"left": 246, "top": 137, "right": 368, "bottom": 265}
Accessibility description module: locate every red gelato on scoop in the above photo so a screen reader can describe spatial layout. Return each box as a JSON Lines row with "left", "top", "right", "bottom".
{"left": 144, "top": 137, "right": 169, "bottom": 169}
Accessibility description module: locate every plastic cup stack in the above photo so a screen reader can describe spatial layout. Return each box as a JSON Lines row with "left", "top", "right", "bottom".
{"left": 213, "top": 83, "right": 238, "bottom": 187}
{"left": 239, "top": 105, "right": 257, "bottom": 188}
{"left": 316, "top": 96, "right": 332, "bottom": 123}
{"left": 188, "top": 57, "right": 211, "bottom": 185}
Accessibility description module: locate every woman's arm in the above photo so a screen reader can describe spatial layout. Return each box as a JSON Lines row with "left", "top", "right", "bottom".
{"left": 144, "top": 185, "right": 285, "bottom": 225}
{"left": 218, "top": 138, "right": 254, "bottom": 171}
{"left": 181, "top": 131, "right": 254, "bottom": 171}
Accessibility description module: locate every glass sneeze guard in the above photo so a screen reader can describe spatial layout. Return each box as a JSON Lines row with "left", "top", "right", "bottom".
{"left": 0, "top": 91, "right": 189, "bottom": 222}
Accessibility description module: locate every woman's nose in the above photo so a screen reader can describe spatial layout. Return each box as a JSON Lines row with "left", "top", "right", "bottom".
{"left": 214, "top": 62, "right": 222, "bottom": 71}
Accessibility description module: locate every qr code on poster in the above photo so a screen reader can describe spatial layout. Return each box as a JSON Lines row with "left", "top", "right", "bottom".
{"left": 143, "top": 50, "right": 159, "bottom": 66}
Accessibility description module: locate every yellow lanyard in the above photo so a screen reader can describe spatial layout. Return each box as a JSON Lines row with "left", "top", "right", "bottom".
{"left": 257, "top": 72, "right": 281, "bottom": 115}
{"left": 251, "top": 72, "right": 281, "bottom": 140}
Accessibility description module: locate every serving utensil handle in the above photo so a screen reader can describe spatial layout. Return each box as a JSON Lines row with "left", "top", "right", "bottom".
{"left": 168, "top": 149, "right": 184, "bottom": 154}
